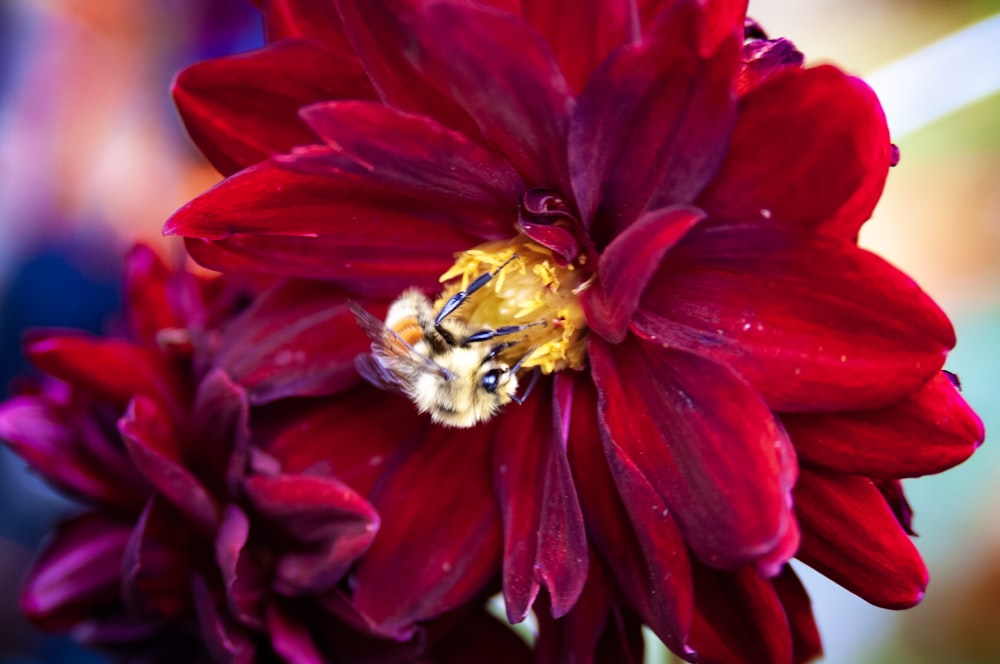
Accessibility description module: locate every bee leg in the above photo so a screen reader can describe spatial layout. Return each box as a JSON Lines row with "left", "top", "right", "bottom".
{"left": 463, "top": 320, "right": 545, "bottom": 344}
{"left": 434, "top": 253, "right": 519, "bottom": 329}
{"left": 510, "top": 368, "right": 541, "bottom": 405}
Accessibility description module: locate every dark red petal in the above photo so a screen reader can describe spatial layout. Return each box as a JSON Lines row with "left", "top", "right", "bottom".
{"left": 407, "top": 2, "right": 575, "bottom": 191}
{"left": 689, "top": 564, "right": 792, "bottom": 664}
{"left": 569, "top": 0, "right": 737, "bottom": 241}
{"left": 523, "top": 0, "right": 638, "bottom": 93}
{"left": 20, "top": 512, "right": 131, "bottom": 630}
{"left": 773, "top": 566, "right": 823, "bottom": 664}
{"left": 259, "top": 0, "right": 348, "bottom": 46}
{"left": 244, "top": 472, "right": 379, "bottom": 594}
{"left": 494, "top": 376, "right": 587, "bottom": 622}
{"left": 427, "top": 607, "right": 534, "bottom": 664}
{"left": 638, "top": 0, "right": 748, "bottom": 53}
{"left": 0, "top": 394, "right": 148, "bottom": 510}
{"left": 591, "top": 336, "right": 797, "bottom": 574}
{"left": 785, "top": 372, "right": 984, "bottom": 478}
{"left": 267, "top": 602, "right": 326, "bottom": 664}
{"left": 165, "top": 162, "right": 482, "bottom": 297}
{"left": 122, "top": 496, "right": 197, "bottom": 621}
{"left": 259, "top": 386, "right": 420, "bottom": 497}
{"left": 352, "top": 424, "right": 502, "bottom": 640}
{"left": 293, "top": 101, "right": 522, "bottom": 237}
{"left": 119, "top": 396, "right": 222, "bottom": 535}
{"left": 875, "top": 479, "right": 916, "bottom": 536}
{"left": 26, "top": 335, "right": 184, "bottom": 416}
{"left": 795, "top": 468, "right": 928, "bottom": 609}
{"left": 215, "top": 505, "right": 267, "bottom": 630}
{"left": 635, "top": 224, "right": 955, "bottom": 411}
{"left": 582, "top": 206, "right": 704, "bottom": 342}
{"left": 190, "top": 370, "right": 251, "bottom": 498}
{"left": 215, "top": 281, "right": 369, "bottom": 403}
{"left": 122, "top": 244, "right": 184, "bottom": 348}
{"left": 173, "top": 40, "right": 374, "bottom": 176}
{"left": 697, "top": 65, "right": 891, "bottom": 238}
{"left": 565, "top": 374, "right": 695, "bottom": 658}
{"left": 192, "top": 575, "right": 256, "bottom": 663}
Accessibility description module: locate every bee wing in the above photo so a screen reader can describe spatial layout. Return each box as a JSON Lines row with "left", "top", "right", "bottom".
{"left": 348, "top": 301, "right": 454, "bottom": 390}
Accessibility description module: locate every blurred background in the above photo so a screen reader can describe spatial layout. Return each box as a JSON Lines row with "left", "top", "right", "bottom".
{"left": 0, "top": 0, "right": 997, "bottom": 662}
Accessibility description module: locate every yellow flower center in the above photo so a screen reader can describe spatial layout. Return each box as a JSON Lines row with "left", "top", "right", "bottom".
{"left": 436, "top": 236, "right": 590, "bottom": 374}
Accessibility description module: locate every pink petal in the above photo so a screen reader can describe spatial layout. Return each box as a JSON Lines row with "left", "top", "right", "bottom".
{"left": 795, "top": 468, "right": 928, "bottom": 609}
{"left": 591, "top": 336, "right": 798, "bottom": 574}
{"left": 352, "top": 423, "right": 502, "bottom": 640}
{"left": 165, "top": 162, "right": 482, "bottom": 298}
{"left": 523, "top": 0, "right": 638, "bottom": 93}
{"left": 697, "top": 65, "right": 891, "bottom": 238}
{"left": 569, "top": 0, "right": 737, "bottom": 242}
{"left": 296, "top": 100, "right": 523, "bottom": 239}
{"left": 689, "top": 564, "right": 792, "bottom": 664}
{"left": 215, "top": 281, "right": 369, "bottom": 403}
{"left": 406, "top": 2, "right": 575, "bottom": 191}
{"left": 565, "top": 374, "right": 695, "bottom": 658}
{"left": 258, "top": 386, "right": 420, "bottom": 497}
{"left": 493, "top": 376, "right": 587, "bottom": 622}
{"left": 267, "top": 602, "right": 326, "bottom": 664}
{"left": 784, "top": 372, "right": 984, "bottom": 478}
{"left": 119, "top": 396, "right": 222, "bottom": 535}
{"left": 20, "top": 512, "right": 131, "bottom": 630}
{"left": 773, "top": 566, "right": 823, "bottom": 664}
{"left": 634, "top": 224, "right": 955, "bottom": 411}
{"left": 582, "top": 206, "right": 703, "bottom": 342}
{"left": 173, "top": 39, "right": 374, "bottom": 176}
{"left": 0, "top": 394, "right": 148, "bottom": 510}
{"left": 244, "top": 473, "right": 379, "bottom": 594}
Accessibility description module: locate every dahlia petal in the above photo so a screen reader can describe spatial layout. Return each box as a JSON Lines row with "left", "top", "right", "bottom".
{"left": 122, "top": 245, "right": 184, "bottom": 348}
{"left": 165, "top": 162, "right": 482, "bottom": 297}
{"left": 352, "top": 423, "right": 502, "bottom": 639}
{"left": 428, "top": 608, "right": 534, "bottom": 663}
{"left": 785, "top": 372, "right": 984, "bottom": 478}
{"left": 569, "top": 0, "right": 737, "bottom": 241}
{"left": 795, "top": 468, "right": 928, "bottom": 609}
{"left": 259, "top": 387, "right": 420, "bottom": 496}
{"left": 244, "top": 473, "right": 379, "bottom": 594}
{"left": 192, "top": 575, "right": 256, "bottom": 664}
{"left": 591, "top": 336, "right": 798, "bottom": 573}
{"left": 875, "top": 478, "right": 916, "bottom": 536}
{"left": 333, "top": 0, "right": 483, "bottom": 140}
{"left": 697, "top": 65, "right": 891, "bottom": 238}
{"left": 215, "top": 281, "right": 369, "bottom": 403}
{"left": 0, "top": 394, "right": 147, "bottom": 509}
{"left": 119, "top": 396, "right": 222, "bottom": 535}
{"left": 293, "top": 102, "right": 521, "bottom": 237}
{"left": 582, "top": 206, "right": 704, "bottom": 342}
{"left": 565, "top": 374, "right": 694, "bottom": 657}
{"left": 259, "top": 0, "right": 348, "bottom": 47}
{"left": 267, "top": 603, "right": 326, "bottom": 664}
{"left": 635, "top": 224, "right": 955, "bottom": 411}
{"left": 122, "top": 496, "right": 197, "bottom": 621}
{"left": 191, "top": 370, "right": 251, "bottom": 498}
{"left": 689, "top": 565, "right": 792, "bottom": 664}
{"left": 407, "top": 2, "right": 575, "bottom": 190}
{"left": 173, "top": 40, "right": 374, "bottom": 176}
{"left": 773, "top": 566, "right": 823, "bottom": 664}
{"left": 216, "top": 505, "right": 267, "bottom": 630}
{"left": 523, "top": 0, "right": 639, "bottom": 93}
{"left": 20, "top": 512, "right": 131, "bottom": 630}
{"left": 26, "top": 334, "right": 183, "bottom": 414}
{"left": 736, "top": 37, "right": 803, "bottom": 96}
{"left": 494, "top": 376, "right": 587, "bottom": 622}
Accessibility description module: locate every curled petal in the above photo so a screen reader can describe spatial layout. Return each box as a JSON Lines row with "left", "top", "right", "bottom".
{"left": 215, "top": 281, "right": 369, "bottom": 403}
{"left": 784, "top": 372, "right": 984, "bottom": 478}
{"left": 698, "top": 65, "right": 891, "bottom": 238}
{"left": 591, "top": 336, "right": 797, "bottom": 574}
{"left": 570, "top": 0, "right": 737, "bottom": 241}
{"left": 582, "top": 206, "right": 704, "bottom": 342}
{"left": 795, "top": 468, "right": 928, "bottom": 609}
{"left": 773, "top": 566, "right": 824, "bottom": 664}
{"left": 352, "top": 424, "right": 502, "bottom": 640}
{"left": 173, "top": 40, "right": 374, "bottom": 175}
{"left": 494, "top": 376, "right": 587, "bottom": 622}
{"left": 192, "top": 575, "right": 256, "bottom": 664}
{"left": 635, "top": 224, "right": 955, "bottom": 411}
{"left": 216, "top": 506, "right": 267, "bottom": 629}
{"left": 244, "top": 473, "right": 379, "bottom": 594}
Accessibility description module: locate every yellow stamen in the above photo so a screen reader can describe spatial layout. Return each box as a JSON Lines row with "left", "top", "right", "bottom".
{"left": 437, "top": 237, "right": 590, "bottom": 373}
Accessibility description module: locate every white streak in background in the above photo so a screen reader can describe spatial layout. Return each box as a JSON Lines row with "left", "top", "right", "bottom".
{"left": 865, "top": 13, "right": 1000, "bottom": 138}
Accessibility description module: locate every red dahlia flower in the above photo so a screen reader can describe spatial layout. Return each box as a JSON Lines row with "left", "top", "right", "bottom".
{"left": 161, "top": 0, "right": 985, "bottom": 661}
{"left": 0, "top": 246, "right": 529, "bottom": 662}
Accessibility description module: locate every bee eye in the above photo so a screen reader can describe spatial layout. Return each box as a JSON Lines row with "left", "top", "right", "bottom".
{"left": 481, "top": 369, "right": 503, "bottom": 394}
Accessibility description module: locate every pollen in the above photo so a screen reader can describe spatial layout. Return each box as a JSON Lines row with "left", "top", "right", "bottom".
{"left": 437, "top": 237, "right": 590, "bottom": 373}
